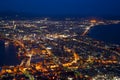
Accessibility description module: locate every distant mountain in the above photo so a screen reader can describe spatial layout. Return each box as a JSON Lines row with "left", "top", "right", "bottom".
{"left": 0, "top": 11, "right": 120, "bottom": 20}
{"left": 0, "top": 11, "right": 32, "bottom": 19}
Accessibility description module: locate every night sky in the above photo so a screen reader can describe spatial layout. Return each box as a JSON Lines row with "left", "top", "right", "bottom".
{"left": 0, "top": 0, "right": 120, "bottom": 16}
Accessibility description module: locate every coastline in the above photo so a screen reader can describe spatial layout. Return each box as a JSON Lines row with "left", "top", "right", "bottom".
{"left": 88, "top": 24, "right": 120, "bottom": 45}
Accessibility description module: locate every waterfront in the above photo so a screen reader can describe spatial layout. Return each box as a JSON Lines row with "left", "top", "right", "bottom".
{"left": 0, "top": 41, "right": 20, "bottom": 66}
{"left": 0, "top": 18, "right": 120, "bottom": 80}
{"left": 89, "top": 24, "right": 120, "bottom": 45}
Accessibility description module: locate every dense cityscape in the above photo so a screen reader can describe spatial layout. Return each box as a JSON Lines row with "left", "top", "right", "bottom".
{"left": 0, "top": 18, "right": 120, "bottom": 80}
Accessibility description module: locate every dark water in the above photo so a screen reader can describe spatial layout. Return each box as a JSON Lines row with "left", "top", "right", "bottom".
{"left": 0, "top": 41, "right": 20, "bottom": 66}
{"left": 88, "top": 24, "right": 120, "bottom": 45}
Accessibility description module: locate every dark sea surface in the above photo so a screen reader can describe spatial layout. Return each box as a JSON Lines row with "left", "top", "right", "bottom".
{"left": 88, "top": 24, "right": 120, "bottom": 45}
{"left": 0, "top": 41, "right": 20, "bottom": 66}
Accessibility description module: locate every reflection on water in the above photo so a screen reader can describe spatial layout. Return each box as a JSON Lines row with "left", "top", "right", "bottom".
{"left": 0, "top": 40, "right": 20, "bottom": 66}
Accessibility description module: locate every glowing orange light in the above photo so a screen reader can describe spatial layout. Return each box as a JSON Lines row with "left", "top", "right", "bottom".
{"left": 90, "top": 20, "right": 97, "bottom": 23}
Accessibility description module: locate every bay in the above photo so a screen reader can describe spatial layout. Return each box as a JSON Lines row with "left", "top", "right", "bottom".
{"left": 88, "top": 24, "right": 120, "bottom": 45}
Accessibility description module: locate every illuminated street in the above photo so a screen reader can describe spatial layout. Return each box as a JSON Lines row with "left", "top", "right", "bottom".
{"left": 0, "top": 18, "right": 120, "bottom": 80}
